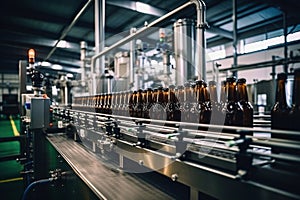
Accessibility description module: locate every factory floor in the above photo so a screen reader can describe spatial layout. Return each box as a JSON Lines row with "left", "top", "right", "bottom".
{"left": 0, "top": 115, "right": 24, "bottom": 199}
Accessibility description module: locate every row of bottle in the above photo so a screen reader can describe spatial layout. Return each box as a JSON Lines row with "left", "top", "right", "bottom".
{"left": 73, "top": 77, "right": 253, "bottom": 130}
{"left": 271, "top": 69, "right": 300, "bottom": 138}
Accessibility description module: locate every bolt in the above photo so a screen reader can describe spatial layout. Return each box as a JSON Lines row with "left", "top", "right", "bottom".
{"left": 139, "top": 160, "right": 144, "bottom": 165}
{"left": 171, "top": 173, "right": 178, "bottom": 182}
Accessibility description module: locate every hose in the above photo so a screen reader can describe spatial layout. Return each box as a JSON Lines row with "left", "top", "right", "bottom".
{"left": 21, "top": 178, "right": 54, "bottom": 200}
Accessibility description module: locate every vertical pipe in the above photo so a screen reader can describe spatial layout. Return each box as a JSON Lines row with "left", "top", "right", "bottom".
{"left": 80, "top": 41, "right": 87, "bottom": 85}
{"left": 232, "top": 0, "right": 238, "bottom": 77}
{"left": 271, "top": 55, "right": 277, "bottom": 108}
{"left": 94, "top": 0, "right": 105, "bottom": 94}
{"left": 193, "top": 0, "right": 207, "bottom": 81}
{"left": 64, "top": 84, "right": 69, "bottom": 105}
{"left": 283, "top": 11, "right": 288, "bottom": 74}
{"left": 130, "top": 28, "right": 136, "bottom": 90}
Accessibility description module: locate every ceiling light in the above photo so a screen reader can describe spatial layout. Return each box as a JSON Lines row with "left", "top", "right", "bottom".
{"left": 41, "top": 61, "right": 51, "bottom": 67}
{"left": 57, "top": 40, "right": 70, "bottom": 48}
{"left": 52, "top": 64, "right": 63, "bottom": 70}
{"left": 135, "top": 2, "right": 153, "bottom": 15}
{"left": 66, "top": 73, "right": 74, "bottom": 78}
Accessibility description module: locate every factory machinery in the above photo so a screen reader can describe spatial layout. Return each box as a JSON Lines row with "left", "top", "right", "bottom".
{"left": 18, "top": 1, "right": 300, "bottom": 200}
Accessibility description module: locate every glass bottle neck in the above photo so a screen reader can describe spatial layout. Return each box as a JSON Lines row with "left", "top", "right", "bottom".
{"left": 237, "top": 83, "right": 248, "bottom": 102}
{"left": 227, "top": 82, "right": 237, "bottom": 102}
{"left": 276, "top": 79, "right": 287, "bottom": 105}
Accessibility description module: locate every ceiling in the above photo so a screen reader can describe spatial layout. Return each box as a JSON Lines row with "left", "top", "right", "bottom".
{"left": 0, "top": 0, "right": 299, "bottom": 74}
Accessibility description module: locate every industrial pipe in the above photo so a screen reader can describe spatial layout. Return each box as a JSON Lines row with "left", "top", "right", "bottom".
{"left": 90, "top": 0, "right": 207, "bottom": 93}
{"left": 192, "top": 0, "right": 208, "bottom": 81}
{"left": 45, "top": 0, "right": 94, "bottom": 61}
{"left": 80, "top": 41, "right": 87, "bottom": 85}
{"left": 129, "top": 28, "right": 136, "bottom": 90}
{"left": 232, "top": 0, "right": 238, "bottom": 77}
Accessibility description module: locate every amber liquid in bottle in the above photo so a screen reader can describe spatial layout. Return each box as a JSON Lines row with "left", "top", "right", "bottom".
{"left": 290, "top": 69, "right": 300, "bottom": 135}
{"left": 136, "top": 89, "right": 144, "bottom": 118}
{"left": 107, "top": 93, "right": 112, "bottom": 115}
{"left": 271, "top": 73, "right": 291, "bottom": 132}
{"left": 195, "top": 80, "right": 211, "bottom": 131}
{"left": 220, "top": 81, "right": 227, "bottom": 107}
{"left": 223, "top": 77, "right": 243, "bottom": 129}
{"left": 271, "top": 73, "right": 292, "bottom": 153}
{"left": 172, "top": 85, "right": 181, "bottom": 123}
{"left": 163, "top": 88, "right": 169, "bottom": 122}
{"left": 123, "top": 91, "right": 131, "bottom": 117}
{"left": 176, "top": 85, "right": 184, "bottom": 123}
{"left": 144, "top": 88, "right": 153, "bottom": 120}
{"left": 166, "top": 85, "right": 180, "bottom": 126}
{"left": 183, "top": 82, "right": 193, "bottom": 123}
{"left": 237, "top": 78, "right": 253, "bottom": 129}
{"left": 155, "top": 87, "right": 166, "bottom": 121}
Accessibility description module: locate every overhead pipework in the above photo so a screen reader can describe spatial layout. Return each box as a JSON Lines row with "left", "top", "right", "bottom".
{"left": 90, "top": 0, "right": 208, "bottom": 94}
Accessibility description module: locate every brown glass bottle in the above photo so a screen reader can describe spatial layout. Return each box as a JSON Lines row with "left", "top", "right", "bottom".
{"left": 103, "top": 94, "right": 108, "bottom": 114}
{"left": 129, "top": 91, "right": 137, "bottom": 118}
{"left": 136, "top": 89, "right": 144, "bottom": 118}
{"left": 271, "top": 73, "right": 291, "bottom": 131}
{"left": 163, "top": 88, "right": 169, "bottom": 121}
{"left": 220, "top": 80, "right": 227, "bottom": 107}
{"left": 172, "top": 85, "right": 181, "bottom": 122}
{"left": 290, "top": 69, "right": 300, "bottom": 134}
{"left": 176, "top": 85, "right": 184, "bottom": 123}
{"left": 209, "top": 81, "right": 218, "bottom": 106}
{"left": 110, "top": 92, "right": 115, "bottom": 115}
{"left": 119, "top": 91, "right": 125, "bottom": 116}
{"left": 195, "top": 80, "right": 211, "bottom": 129}
{"left": 107, "top": 93, "right": 112, "bottom": 114}
{"left": 223, "top": 77, "right": 243, "bottom": 128}
{"left": 88, "top": 96, "right": 94, "bottom": 112}
{"left": 114, "top": 92, "right": 121, "bottom": 116}
{"left": 166, "top": 85, "right": 181, "bottom": 124}
{"left": 149, "top": 88, "right": 157, "bottom": 121}
{"left": 98, "top": 94, "right": 102, "bottom": 113}
{"left": 237, "top": 78, "right": 253, "bottom": 128}
{"left": 152, "top": 86, "right": 166, "bottom": 121}
{"left": 182, "top": 82, "right": 193, "bottom": 122}
{"left": 123, "top": 91, "right": 131, "bottom": 117}
{"left": 143, "top": 88, "right": 153, "bottom": 120}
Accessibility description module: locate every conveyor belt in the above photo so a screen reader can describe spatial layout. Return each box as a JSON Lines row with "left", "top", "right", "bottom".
{"left": 47, "top": 134, "right": 174, "bottom": 200}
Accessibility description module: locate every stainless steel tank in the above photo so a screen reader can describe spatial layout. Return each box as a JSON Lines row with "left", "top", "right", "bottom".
{"left": 173, "top": 19, "right": 196, "bottom": 85}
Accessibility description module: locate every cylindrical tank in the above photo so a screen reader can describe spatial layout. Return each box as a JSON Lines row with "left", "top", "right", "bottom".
{"left": 173, "top": 19, "right": 196, "bottom": 86}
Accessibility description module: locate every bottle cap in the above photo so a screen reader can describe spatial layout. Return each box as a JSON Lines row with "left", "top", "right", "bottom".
{"left": 169, "top": 85, "right": 176, "bottom": 89}
{"left": 177, "top": 85, "right": 184, "bottom": 90}
{"left": 277, "top": 73, "right": 287, "bottom": 80}
{"left": 237, "top": 78, "right": 246, "bottom": 84}
{"left": 208, "top": 80, "right": 216, "bottom": 86}
{"left": 157, "top": 86, "right": 163, "bottom": 90}
{"left": 226, "top": 76, "right": 236, "bottom": 83}
{"left": 195, "top": 80, "right": 204, "bottom": 85}
{"left": 184, "top": 82, "right": 191, "bottom": 87}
